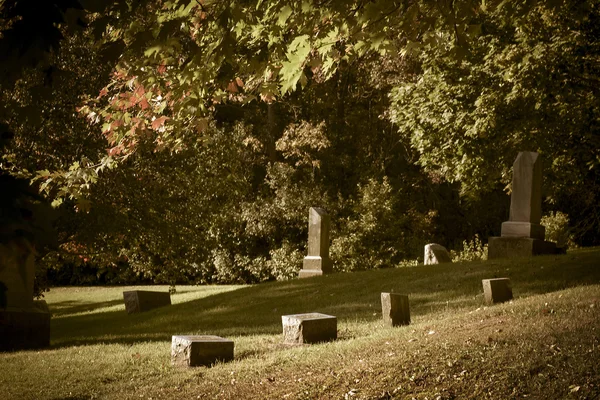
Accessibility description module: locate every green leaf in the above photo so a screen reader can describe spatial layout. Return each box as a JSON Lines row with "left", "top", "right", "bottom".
{"left": 277, "top": 5, "right": 293, "bottom": 27}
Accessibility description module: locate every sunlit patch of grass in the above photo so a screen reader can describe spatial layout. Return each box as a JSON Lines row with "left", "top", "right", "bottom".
{"left": 1, "top": 248, "right": 599, "bottom": 399}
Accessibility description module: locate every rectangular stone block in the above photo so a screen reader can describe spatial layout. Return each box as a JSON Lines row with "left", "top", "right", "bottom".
{"left": 298, "top": 269, "right": 325, "bottom": 278}
{"left": 381, "top": 293, "right": 410, "bottom": 327}
{"left": 488, "top": 237, "right": 557, "bottom": 259}
{"left": 501, "top": 221, "right": 545, "bottom": 240}
{"left": 123, "top": 290, "right": 171, "bottom": 314}
{"left": 482, "top": 278, "right": 513, "bottom": 304}
{"left": 0, "top": 308, "right": 51, "bottom": 351}
{"left": 282, "top": 313, "right": 337, "bottom": 344}
{"left": 302, "top": 256, "right": 333, "bottom": 272}
{"left": 171, "top": 335, "right": 234, "bottom": 367}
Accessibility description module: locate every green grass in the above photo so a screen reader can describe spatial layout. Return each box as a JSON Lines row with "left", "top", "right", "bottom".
{"left": 1, "top": 249, "right": 599, "bottom": 399}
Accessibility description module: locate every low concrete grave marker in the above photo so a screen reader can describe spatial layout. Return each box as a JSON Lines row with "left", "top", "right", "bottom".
{"left": 488, "top": 152, "right": 557, "bottom": 258}
{"left": 381, "top": 293, "right": 410, "bottom": 327}
{"left": 424, "top": 243, "right": 452, "bottom": 265}
{"left": 282, "top": 312, "right": 337, "bottom": 344}
{"left": 482, "top": 278, "right": 513, "bottom": 304}
{"left": 123, "top": 290, "right": 171, "bottom": 314}
{"left": 0, "top": 238, "right": 51, "bottom": 351}
{"left": 171, "top": 335, "right": 234, "bottom": 367}
{"left": 299, "top": 207, "right": 333, "bottom": 278}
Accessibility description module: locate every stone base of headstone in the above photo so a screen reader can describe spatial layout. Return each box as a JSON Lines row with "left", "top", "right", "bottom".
{"left": 123, "top": 290, "right": 171, "bottom": 314}
{"left": 282, "top": 313, "right": 337, "bottom": 344}
{"left": 500, "top": 222, "right": 545, "bottom": 240}
{"left": 424, "top": 243, "right": 452, "bottom": 265}
{"left": 488, "top": 237, "right": 557, "bottom": 259}
{"left": 482, "top": 278, "right": 513, "bottom": 304}
{"left": 381, "top": 293, "right": 410, "bottom": 327}
{"left": 299, "top": 256, "right": 332, "bottom": 278}
{"left": 171, "top": 335, "right": 234, "bottom": 367}
{"left": 0, "top": 308, "right": 51, "bottom": 351}
{"left": 298, "top": 269, "right": 326, "bottom": 278}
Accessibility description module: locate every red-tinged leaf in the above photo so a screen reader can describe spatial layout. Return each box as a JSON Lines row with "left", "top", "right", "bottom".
{"left": 157, "top": 62, "right": 166, "bottom": 75}
{"left": 139, "top": 98, "right": 150, "bottom": 110}
{"left": 108, "top": 146, "right": 122, "bottom": 156}
{"left": 98, "top": 87, "right": 108, "bottom": 99}
{"left": 151, "top": 116, "right": 169, "bottom": 130}
{"left": 134, "top": 85, "right": 145, "bottom": 98}
{"left": 227, "top": 81, "right": 239, "bottom": 93}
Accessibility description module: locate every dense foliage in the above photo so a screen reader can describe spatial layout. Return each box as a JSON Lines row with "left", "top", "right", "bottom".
{"left": 0, "top": 0, "right": 598, "bottom": 285}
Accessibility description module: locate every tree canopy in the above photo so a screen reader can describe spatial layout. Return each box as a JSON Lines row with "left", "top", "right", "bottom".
{"left": 1, "top": 0, "right": 598, "bottom": 285}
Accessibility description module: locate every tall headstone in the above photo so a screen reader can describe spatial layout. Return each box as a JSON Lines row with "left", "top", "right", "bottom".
{"left": 0, "top": 238, "right": 51, "bottom": 351}
{"left": 488, "top": 152, "right": 557, "bottom": 258}
{"left": 298, "top": 207, "right": 333, "bottom": 278}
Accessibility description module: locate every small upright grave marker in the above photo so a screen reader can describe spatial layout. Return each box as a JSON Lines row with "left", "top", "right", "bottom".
{"left": 424, "top": 243, "right": 452, "bottom": 265}
{"left": 482, "top": 278, "right": 513, "bottom": 304}
{"left": 171, "top": 335, "right": 234, "bottom": 367}
{"left": 282, "top": 313, "right": 337, "bottom": 344}
{"left": 123, "top": 290, "right": 171, "bottom": 314}
{"left": 381, "top": 293, "right": 410, "bottom": 327}
{"left": 299, "top": 207, "right": 333, "bottom": 278}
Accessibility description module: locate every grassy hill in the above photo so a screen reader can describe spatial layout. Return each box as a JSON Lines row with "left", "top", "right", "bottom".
{"left": 1, "top": 248, "right": 599, "bottom": 399}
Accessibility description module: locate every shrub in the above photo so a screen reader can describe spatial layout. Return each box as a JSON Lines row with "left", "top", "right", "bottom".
{"left": 541, "top": 211, "right": 575, "bottom": 249}
{"left": 451, "top": 234, "right": 488, "bottom": 262}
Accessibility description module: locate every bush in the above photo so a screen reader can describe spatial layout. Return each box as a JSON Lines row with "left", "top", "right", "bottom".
{"left": 541, "top": 211, "right": 575, "bottom": 249}
{"left": 451, "top": 234, "right": 488, "bottom": 262}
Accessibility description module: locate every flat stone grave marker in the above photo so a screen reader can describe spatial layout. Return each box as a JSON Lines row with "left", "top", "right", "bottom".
{"left": 299, "top": 207, "right": 333, "bottom": 278}
{"left": 123, "top": 290, "right": 171, "bottom": 314}
{"left": 282, "top": 313, "right": 337, "bottom": 344}
{"left": 381, "top": 293, "right": 410, "bottom": 327}
{"left": 171, "top": 335, "right": 234, "bottom": 367}
{"left": 482, "top": 278, "right": 513, "bottom": 304}
{"left": 424, "top": 243, "right": 452, "bottom": 265}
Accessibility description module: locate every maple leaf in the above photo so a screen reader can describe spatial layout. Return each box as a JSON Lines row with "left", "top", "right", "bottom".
{"left": 151, "top": 116, "right": 169, "bottom": 130}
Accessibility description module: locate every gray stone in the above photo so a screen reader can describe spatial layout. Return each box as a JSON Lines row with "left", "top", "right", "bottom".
{"left": 507, "top": 151, "right": 543, "bottom": 225}
{"left": 123, "top": 290, "right": 171, "bottom": 314}
{"left": 424, "top": 243, "right": 452, "bottom": 265}
{"left": 282, "top": 313, "right": 337, "bottom": 344}
{"left": 488, "top": 237, "right": 557, "bottom": 259}
{"left": 0, "top": 239, "right": 51, "bottom": 351}
{"left": 500, "top": 221, "right": 545, "bottom": 240}
{"left": 482, "top": 278, "right": 513, "bottom": 304}
{"left": 299, "top": 208, "right": 333, "bottom": 278}
{"left": 489, "top": 152, "right": 557, "bottom": 259}
{"left": 171, "top": 335, "right": 234, "bottom": 367}
{"left": 381, "top": 293, "right": 410, "bottom": 327}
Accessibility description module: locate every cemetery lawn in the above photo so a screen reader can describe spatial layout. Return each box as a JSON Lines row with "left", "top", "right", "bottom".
{"left": 1, "top": 249, "right": 599, "bottom": 400}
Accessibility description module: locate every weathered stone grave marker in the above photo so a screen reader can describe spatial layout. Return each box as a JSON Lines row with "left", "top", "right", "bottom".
{"left": 488, "top": 152, "right": 557, "bottom": 258}
{"left": 0, "top": 239, "right": 51, "bottom": 351}
{"left": 381, "top": 293, "right": 410, "bottom": 327}
{"left": 123, "top": 290, "right": 171, "bottom": 314}
{"left": 298, "top": 207, "right": 333, "bottom": 278}
{"left": 482, "top": 278, "right": 513, "bottom": 304}
{"left": 171, "top": 335, "right": 234, "bottom": 367}
{"left": 424, "top": 243, "right": 452, "bottom": 265}
{"left": 282, "top": 313, "right": 337, "bottom": 344}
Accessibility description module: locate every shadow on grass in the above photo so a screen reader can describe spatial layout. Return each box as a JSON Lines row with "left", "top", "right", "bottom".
{"left": 49, "top": 248, "right": 600, "bottom": 349}
{"left": 49, "top": 299, "right": 125, "bottom": 317}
